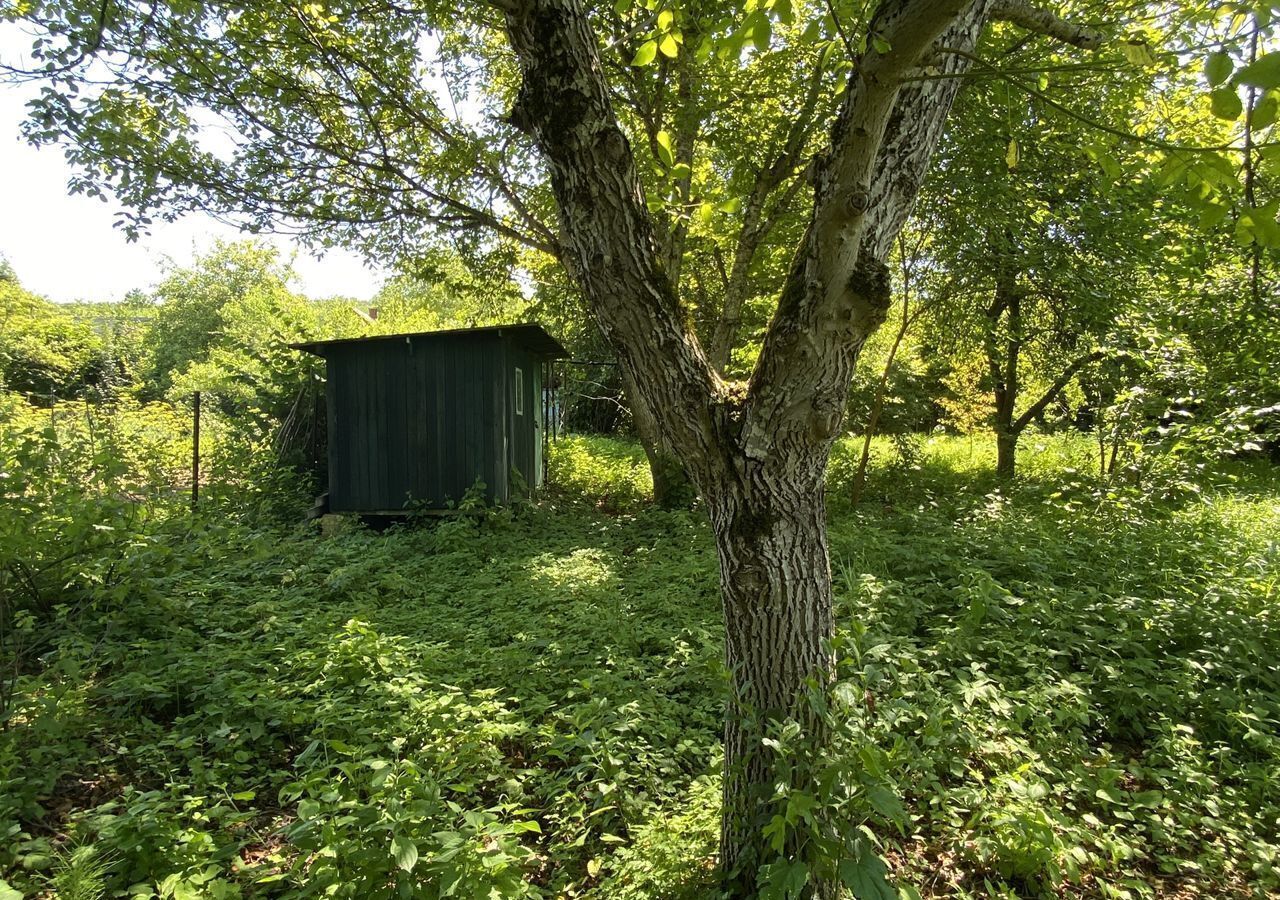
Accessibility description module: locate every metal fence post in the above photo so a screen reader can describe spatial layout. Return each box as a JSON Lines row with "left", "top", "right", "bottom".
{"left": 191, "top": 391, "right": 201, "bottom": 510}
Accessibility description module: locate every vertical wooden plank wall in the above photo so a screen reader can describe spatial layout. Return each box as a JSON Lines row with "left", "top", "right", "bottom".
{"left": 321, "top": 332, "right": 552, "bottom": 512}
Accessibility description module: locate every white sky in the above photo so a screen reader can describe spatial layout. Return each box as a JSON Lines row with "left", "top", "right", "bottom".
{"left": 0, "top": 25, "right": 384, "bottom": 303}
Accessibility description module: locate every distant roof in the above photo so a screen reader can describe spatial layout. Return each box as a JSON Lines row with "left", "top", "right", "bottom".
{"left": 291, "top": 323, "right": 569, "bottom": 358}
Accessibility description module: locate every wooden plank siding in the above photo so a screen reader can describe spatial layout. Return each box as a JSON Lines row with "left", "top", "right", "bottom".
{"left": 306, "top": 327, "right": 563, "bottom": 514}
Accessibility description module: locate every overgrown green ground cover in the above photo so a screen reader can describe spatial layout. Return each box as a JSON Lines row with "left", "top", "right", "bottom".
{"left": 2, "top": 432, "right": 1278, "bottom": 899}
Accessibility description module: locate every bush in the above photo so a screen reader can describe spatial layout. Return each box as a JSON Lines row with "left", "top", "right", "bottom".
{"left": 547, "top": 434, "right": 653, "bottom": 510}
{"left": 0, "top": 281, "right": 110, "bottom": 402}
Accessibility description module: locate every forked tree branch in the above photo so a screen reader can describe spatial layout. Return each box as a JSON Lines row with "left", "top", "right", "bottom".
{"left": 1013, "top": 348, "right": 1107, "bottom": 432}
{"left": 741, "top": 0, "right": 986, "bottom": 468}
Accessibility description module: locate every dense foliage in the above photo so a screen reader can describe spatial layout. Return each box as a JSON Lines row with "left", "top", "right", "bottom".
{"left": 1, "top": 217, "right": 1278, "bottom": 896}
{"left": 3, "top": 0, "right": 1280, "bottom": 886}
{"left": 0, "top": 274, "right": 110, "bottom": 402}
{"left": 1, "top": 420, "right": 1278, "bottom": 899}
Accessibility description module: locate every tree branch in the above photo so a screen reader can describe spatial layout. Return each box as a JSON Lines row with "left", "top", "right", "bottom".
{"left": 741, "top": 0, "right": 989, "bottom": 470}
{"left": 502, "top": 0, "right": 725, "bottom": 487}
{"left": 706, "top": 61, "right": 827, "bottom": 373}
{"left": 0, "top": 0, "right": 111, "bottom": 77}
{"left": 1013, "top": 348, "right": 1106, "bottom": 432}
{"left": 989, "top": 0, "right": 1102, "bottom": 51}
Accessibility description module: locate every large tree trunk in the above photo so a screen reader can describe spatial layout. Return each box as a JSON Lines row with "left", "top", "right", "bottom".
{"left": 996, "top": 428, "right": 1018, "bottom": 479}
{"left": 500, "top": 0, "right": 988, "bottom": 894}
{"left": 710, "top": 476, "right": 835, "bottom": 896}
{"left": 621, "top": 366, "right": 696, "bottom": 508}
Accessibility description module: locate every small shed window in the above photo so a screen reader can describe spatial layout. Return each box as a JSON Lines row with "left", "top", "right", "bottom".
{"left": 515, "top": 367, "right": 524, "bottom": 416}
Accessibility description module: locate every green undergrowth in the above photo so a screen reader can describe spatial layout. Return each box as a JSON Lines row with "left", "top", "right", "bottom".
{"left": 2, "top": 434, "right": 1278, "bottom": 898}
{"left": 545, "top": 435, "right": 653, "bottom": 511}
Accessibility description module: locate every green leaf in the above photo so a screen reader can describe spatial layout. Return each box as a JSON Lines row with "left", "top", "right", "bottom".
{"left": 785, "top": 790, "right": 818, "bottom": 823}
{"left": 867, "top": 784, "right": 907, "bottom": 826}
{"left": 1005, "top": 138, "right": 1020, "bottom": 170}
{"left": 1197, "top": 203, "right": 1230, "bottom": 232}
{"left": 391, "top": 835, "right": 418, "bottom": 872}
{"left": 760, "top": 861, "right": 809, "bottom": 899}
{"left": 839, "top": 853, "right": 897, "bottom": 900}
{"left": 1132, "top": 790, "right": 1164, "bottom": 808}
{"left": 630, "top": 40, "right": 658, "bottom": 66}
{"left": 1095, "top": 786, "right": 1124, "bottom": 804}
{"left": 1210, "top": 87, "right": 1242, "bottom": 121}
{"left": 655, "top": 130, "right": 675, "bottom": 166}
{"left": 1096, "top": 150, "right": 1121, "bottom": 180}
{"left": 1121, "top": 39, "right": 1156, "bottom": 67}
{"left": 0, "top": 879, "right": 22, "bottom": 900}
{"left": 1204, "top": 51, "right": 1233, "bottom": 86}
{"left": 1234, "top": 212, "right": 1257, "bottom": 247}
{"left": 871, "top": 35, "right": 891, "bottom": 54}
{"left": 1247, "top": 202, "right": 1280, "bottom": 247}
{"left": 1252, "top": 92, "right": 1278, "bottom": 130}
{"left": 659, "top": 33, "right": 679, "bottom": 58}
{"left": 1238, "top": 52, "right": 1280, "bottom": 89}
{"left": 752, "top": 14, "right": 772, "bottom": 52}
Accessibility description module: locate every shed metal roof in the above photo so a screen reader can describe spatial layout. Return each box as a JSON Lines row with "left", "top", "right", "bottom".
{"left": 291, "top": 323, "right": 569, "bottom": 358}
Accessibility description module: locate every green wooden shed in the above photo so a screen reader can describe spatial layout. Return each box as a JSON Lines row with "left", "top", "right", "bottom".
{"left": 293, "top": 324, "right": 568, "bottom": 514}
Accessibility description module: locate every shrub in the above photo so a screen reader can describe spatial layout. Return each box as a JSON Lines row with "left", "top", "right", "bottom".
{"left": 547, "top": 434, "right": 653, "bottom": 510}
{"left": 0, "top": 281, "right": 109, "bottom": 402}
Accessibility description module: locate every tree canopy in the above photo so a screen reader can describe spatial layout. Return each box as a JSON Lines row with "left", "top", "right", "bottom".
{"left": 5, "top": 0, "right": 1280, "bottom": 893}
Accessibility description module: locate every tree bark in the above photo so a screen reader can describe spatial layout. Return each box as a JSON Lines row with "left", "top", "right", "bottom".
{"left": 500, "top": 0, "right": 988, "bottom": 893}
{"left": 621, "top": 365, "right": 696, "bottom": 508}
{"left": 710, "top": 477, "right": 835, "bottom": 897}
{"left": 708, "top": 175, "right": 774, "bottom": 373}
{"left": 995, "top": 428, "right": 1018, "bottom": 479}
